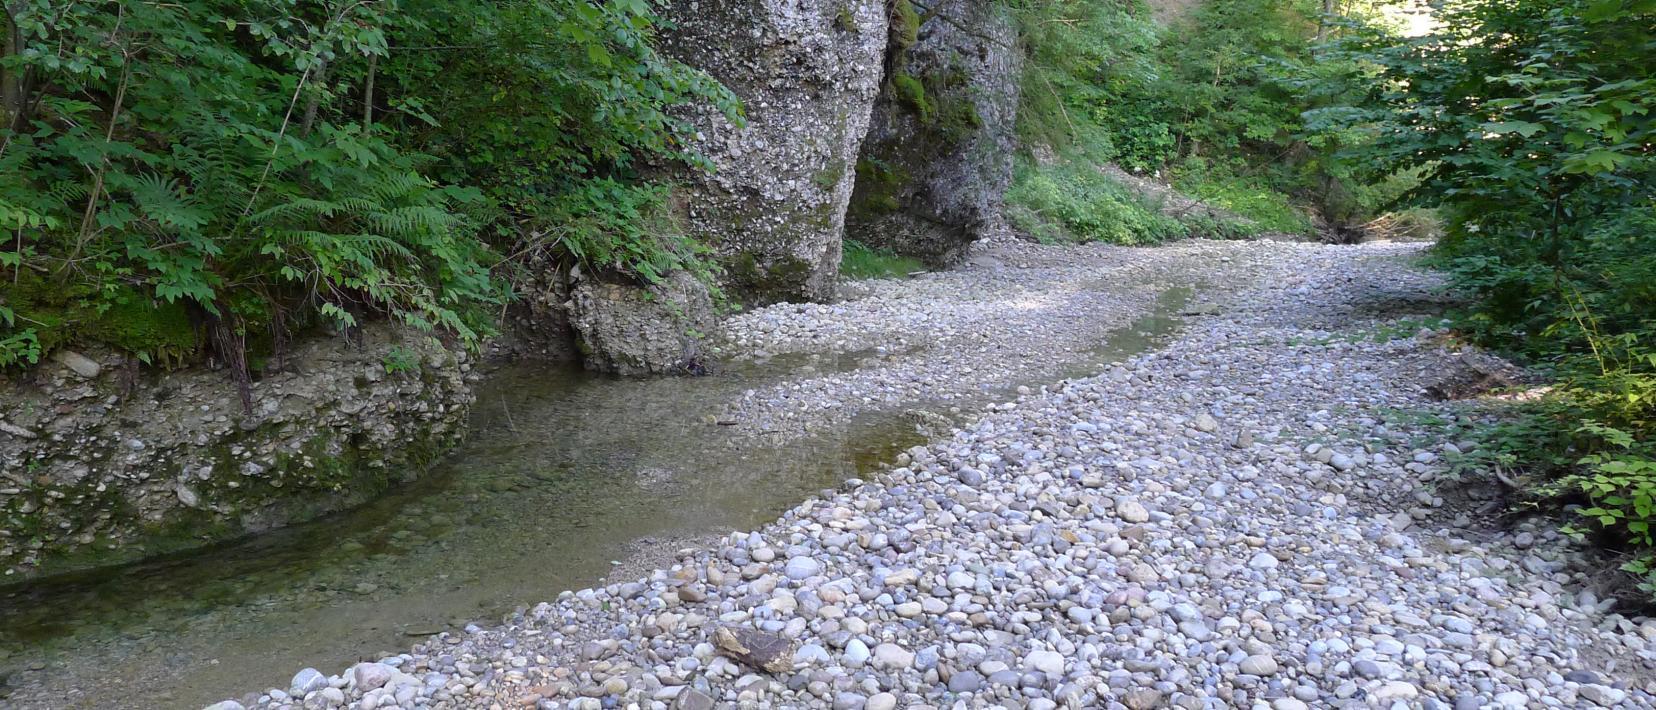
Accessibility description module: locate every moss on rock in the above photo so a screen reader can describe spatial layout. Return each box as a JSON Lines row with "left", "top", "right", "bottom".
{"left": 723, "top": 252, "right": 818, "bottom": 303}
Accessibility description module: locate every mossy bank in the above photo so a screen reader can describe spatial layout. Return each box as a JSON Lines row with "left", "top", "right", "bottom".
{"left": 0, "top": 326, "right": 473, "bottom": 581}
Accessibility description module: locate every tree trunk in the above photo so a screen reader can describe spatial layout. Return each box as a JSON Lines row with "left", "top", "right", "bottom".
{"left": 1316, "top": 0, "right": 1336, "bottom": 43}
{"left": 362, "top": 54, "right": 377, "bottom": 126}
{"left": 300, "top": 59, "right": 329, "bottom": 138}
{"left": 2, "top": 5, "right": 23, "bottom": 132}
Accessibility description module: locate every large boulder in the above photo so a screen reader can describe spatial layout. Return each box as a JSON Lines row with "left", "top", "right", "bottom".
{"left": 659, "top": 0, "right": 891, "bottom": 304}
{"left": 566, "top": 270, "right": 716, "bottom": 376}
{"left": 846, "top": 0, "right": 1020, "bottom": 265}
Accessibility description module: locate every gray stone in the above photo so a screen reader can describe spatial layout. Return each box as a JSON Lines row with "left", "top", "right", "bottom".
{"left": 566, "top": 269, "right": 716, "bottom": 376}
{"left": 351, "top": 662, "right": 394, "bottom": 691}
{"left": 865, "top": 692, "right": 897, "bottom": 710}
{"left": 1239, "top": 655, "right": 1278, "bottom": 676}
{"left": 845, "top": 0, "right": 1020, "bottom": 267}
{"left": 1116, "top": 498, "right": 1151, "bottom": 523}
{"left": 1579, "top": 685, "right": 1627, "bottom": 707}
{"left": 872, "top": 643, "right": 915, "bottom": 670}
{"left": 290, "top": 668, "right": 327, "bottom": 697}
{"left": 51, "top": 350, "right": 101, "bottom": 379}
{"left": 844, "top": 638, "right": 871, "bottom": 666}
{"left": 1024, "top": 650, "right": 1065, "bottom": 676}
{"left": 674, "top": 688, "right": 716, "bottom": 710}
{"left": 784, "top": 556, "right": 823, "bottom": 580}
{"left": 948, "top": 670, "right": 984, "bottom": 692}
{"left": 659, "top": 0, "right": 889, "bottom": 303}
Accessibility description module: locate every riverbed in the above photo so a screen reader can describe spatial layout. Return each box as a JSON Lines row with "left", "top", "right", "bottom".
{"left": 1, "top": 239, "right": 1215, "bottom": 708}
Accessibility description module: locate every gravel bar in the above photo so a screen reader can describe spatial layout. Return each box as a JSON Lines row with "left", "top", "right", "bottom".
{"left": 206, "top": 240, "right": 1655, "bottom": 710}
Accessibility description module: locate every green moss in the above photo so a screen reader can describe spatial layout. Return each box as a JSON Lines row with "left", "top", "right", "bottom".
{"left": 0, "top": 272, "right": 201, "bottom": 367}
{"left": 892, "top": 73, "right": 935, "bottom": 124}
{"left": 835, "top": 5, "right": 858, "bottom": 32}
{"left": 850, "top": 158, "right": 910, "bottom": 216}
{"left": 724, "top": 252, "right": 816, "bottom": 303}
{"left": 82, "top": 297, "right": 199, "bottom": 366}
{"left": 892, "top": 0, "right": 920, "bottom": 52}
{"left": 814, "top": 159, "right": 847, "bottom": 190}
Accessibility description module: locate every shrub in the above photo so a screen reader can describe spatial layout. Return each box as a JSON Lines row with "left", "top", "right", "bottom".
{"left": 840, "top": 240, "right": 925, "bottom": 280}
{"left": 1329, "top": 0, "right": 1656, "bottom": 589}
{"left": 1006, "top": 158, "right": 1189, "bottom": 245}
{"left": 0, "top": 0, "right": 738, "bottom": 380}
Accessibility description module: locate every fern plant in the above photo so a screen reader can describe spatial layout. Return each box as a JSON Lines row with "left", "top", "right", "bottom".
{"left": 0, "top": 0, "right": 736, "bottom": 385}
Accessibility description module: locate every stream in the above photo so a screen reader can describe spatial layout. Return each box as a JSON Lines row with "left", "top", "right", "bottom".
{"left": 0, "top": 287, "right": 1189, "bottom": 710}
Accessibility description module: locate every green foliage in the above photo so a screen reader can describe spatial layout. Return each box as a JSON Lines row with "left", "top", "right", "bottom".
{"left": 1008, "top": 0, "right": 1378, "bottom": 232}
{"left": 1328, "top": 0, "right": 1655, "bottom": 577}
{"left": 1006, "top": 158, "right": 1189, "bottom": 245}
{"left": 532, "top": 180, "right": 720, "bottom": 289}
{"left": 381, "top": 345, "right": 419, "bottom": 374}
{"left": 0, "top": 0, "right": 735, "bottom": 374}
{"left": 1172, "top": 160, "right": 1314, "bottom": 235}
{"left": 1006, "top": 0, "right": 1164, "bottom": 152}
{"left": 840, "top": 240, "right": 925, "bottom": 280}
{"left": 0, "top": 307, "right": 40, "bottom": 367}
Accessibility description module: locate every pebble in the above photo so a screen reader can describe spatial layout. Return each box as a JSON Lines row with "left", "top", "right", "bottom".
{"left": 1239, "top": 655, "right": 1278, "bottom": 676}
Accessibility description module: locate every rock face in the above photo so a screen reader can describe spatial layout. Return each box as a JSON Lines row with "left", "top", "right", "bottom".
{"left": 847, "top": 0, "right": 1020, "bottom": 265}
{"left": 566, "top": 269, "right": 716, "bottom": 376}
{"left": 659, "top": 0, "right": 890, "bottom": 304}
{"left": 0, "top": 327, "right": 473, "bottom": 580}
{"left": 488, "top": 255, "right": 580, "bottom": 365}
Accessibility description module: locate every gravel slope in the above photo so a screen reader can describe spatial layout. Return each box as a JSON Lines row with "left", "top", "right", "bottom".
{"left": 209, "top": 240, "right": 1655, "bottom": 710}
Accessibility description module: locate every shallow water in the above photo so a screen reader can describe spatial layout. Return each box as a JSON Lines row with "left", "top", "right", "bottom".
{"left": 0, "top": 287, "right": 1192, "bottom": 709}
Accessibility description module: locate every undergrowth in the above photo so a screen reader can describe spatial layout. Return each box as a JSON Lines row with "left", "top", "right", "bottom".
{"left": 1006, "top": 157, "right": 1259, "bottom": 245}
{"left": 840, "top": 240, "right": 925, "bottom": 280}
{"left": 1006, "top": 159, "right": 1185, "bottom": 245}
{"left": 1324, "top": 0, "right": 1656, "bottom": 597}
{"left": 0, "top": 0, "right": 738, "bottom": 385}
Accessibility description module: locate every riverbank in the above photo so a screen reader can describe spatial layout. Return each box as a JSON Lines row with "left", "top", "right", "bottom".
{"left": 185, "top": 238, "right": 1654, "bottom": 709}
{"left": 5, "top": 238, "right": 1263, "bottom": 709}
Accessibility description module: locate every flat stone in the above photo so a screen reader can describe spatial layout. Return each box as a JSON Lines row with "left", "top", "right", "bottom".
{"left": 674, "top": 689, "right": 716, "bottom": 710}
{"left": 1024, "top": 650, "right": 1065, "bottom": 676}
{"left": 1239, "top": 655, "right": 1278, "bottom": 676}
{"left": 52, "top": 350, "right": 101, "bottom": 379}
{"left": 784, "top": 557, "right": 822, "bottom": 580}
{"left": 715, "top": 626, "right": 794, "bottom": 674}
{"left": 948, "top": 670, "right": 984, "bottom": 692}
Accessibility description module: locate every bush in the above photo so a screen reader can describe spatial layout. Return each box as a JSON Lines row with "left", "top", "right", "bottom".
{"left": 840, "top": 240, "right": 926, "bottom": 280}
{"left": 1330, "top": 0, "right": 1656, "bottom": 588}
{"left": 1172, "top": 160, "right": 1314, "bottom": 235}
{"left": 1006, "top": 158, "right": 1190, "bottom": 245}
{"left": 0, "top": 0, "right": 737, "bottom": 379}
